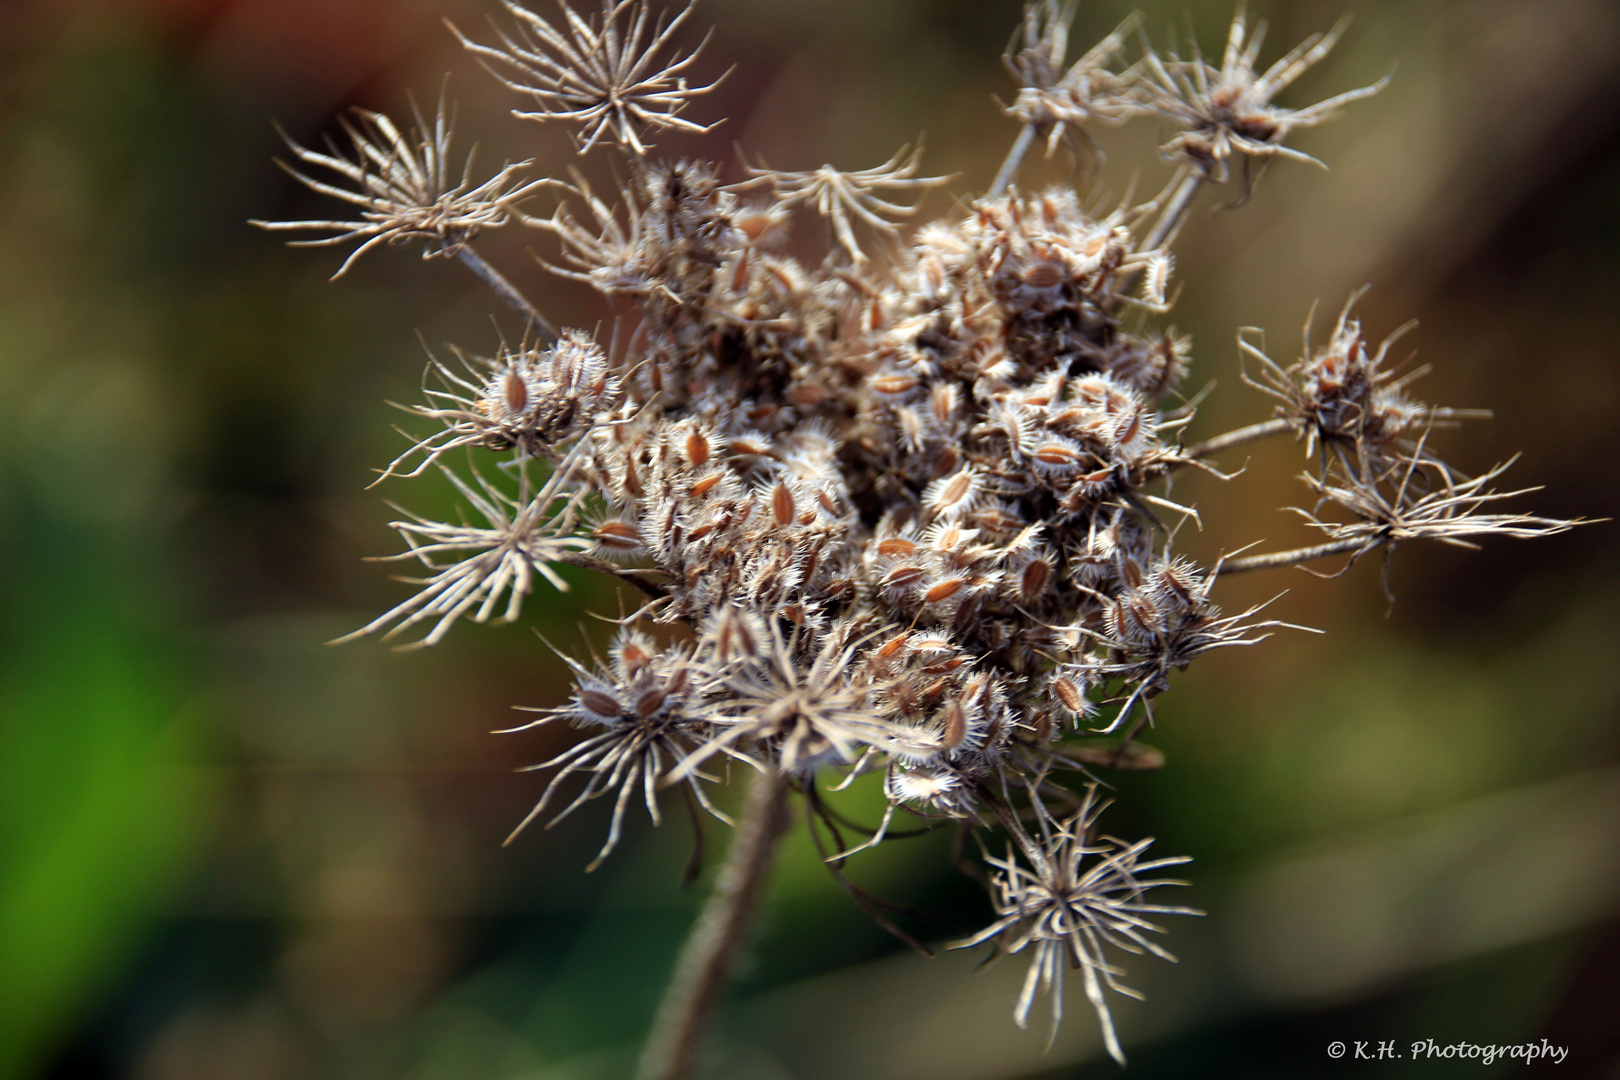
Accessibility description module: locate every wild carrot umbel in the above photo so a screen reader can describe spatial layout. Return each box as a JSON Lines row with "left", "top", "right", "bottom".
{"left": 259, "top": 1, "right": 1580, "bottom": 1073}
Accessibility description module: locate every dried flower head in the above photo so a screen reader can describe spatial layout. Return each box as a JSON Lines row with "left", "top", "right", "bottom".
{"left": 1142, "top": 9, "right": 1386, "bottom": 182}
{"left": 253, "top": 97, "right": 545, "bottom": 276}
{"left": 456, "top": 0, "right": 724, "bottom": 155}
{"left": 953, "top": 788, "right": 1199, "bottom": 1064}
{"left": 1005, "top": 4, "right": 1143, "bottom": 157}
{"left": 263, "top": 1, "right": 1582, "bottom": 1071}
{"left": 333, "top": 445, "right": 593, "bottom": 648}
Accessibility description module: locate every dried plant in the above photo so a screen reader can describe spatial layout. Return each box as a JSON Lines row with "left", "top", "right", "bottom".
{"left": 259, "top": 2, "right": 1580, "bottom": 1075}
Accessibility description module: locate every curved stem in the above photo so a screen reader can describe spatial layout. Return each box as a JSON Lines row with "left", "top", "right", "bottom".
{"left": 637, "top": 768, "right": 792, "bottom": 1080}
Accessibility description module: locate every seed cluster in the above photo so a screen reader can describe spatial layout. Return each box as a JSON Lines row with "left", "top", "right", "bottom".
{"left": 262, "top": 0, "right": 1576, "bottom": 1063}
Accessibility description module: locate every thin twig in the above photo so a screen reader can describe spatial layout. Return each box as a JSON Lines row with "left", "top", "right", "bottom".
{"left": 989, "top": 123, "right": 1039, "bottom": 199}
{"left": 1140, "top": 171, "right": 1202, "bottom": 254}
{"left": 637, "top": 768, "right": 792, "bottom": 1080}
{"left": 452, "top": 239, "right": 559, "bottom": 342}
{"left": 1215, "top": 537, "right": 1372, "bottom": 575}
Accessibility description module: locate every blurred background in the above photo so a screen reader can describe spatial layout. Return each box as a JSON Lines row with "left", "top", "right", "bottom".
{"left": 0, "top": 0, "right": 1616, "bottom": 1076}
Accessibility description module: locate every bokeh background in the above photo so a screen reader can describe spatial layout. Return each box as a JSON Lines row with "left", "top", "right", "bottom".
{"left": 1, "top": 0, "right": 1616, "bottom": 1076}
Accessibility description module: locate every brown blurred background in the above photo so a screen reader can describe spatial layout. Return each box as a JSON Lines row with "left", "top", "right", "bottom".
{"left": 0, "top": 0, "right": 1616, "bottom": 1077}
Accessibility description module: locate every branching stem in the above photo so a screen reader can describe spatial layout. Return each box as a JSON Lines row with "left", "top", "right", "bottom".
{"left": 637, "top": 768, "right": 792, "bottom": 1080}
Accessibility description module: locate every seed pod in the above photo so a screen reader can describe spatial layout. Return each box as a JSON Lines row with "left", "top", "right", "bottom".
{"left": 872, "top": 373, "right": 919, "bottom": 395}
{"left": 1033, "top": 441, "right": 1084, "bottom": 468}
{"left": 771, "top": 482, "right": 796, "bottom": 527}
{"left": 926, "top": 469, "right": 978, "bottom": 515}
{"left": 877, "top": 631, "right": 912, "bottom": 660}
{"left": 690, "top": 472, "right": 723, "bottom": 497}
{"left": 685, "top": 430, "right": 711, "bottom": 467}
{"left": 940, "top": 700, "right": 968, "bottom": 750}
{"left": 577, "top": 687, "right": 621, "bottom": 721}
{"left": 618, "top": 640, "right": 652, "bottom": 676}
{"left": 503, "top": 369, "right": 529, "bottom": 415}
{"left": 1018, "top": 556, "right": 1053, "bottom": 601}
{"left": 878, "top": 538, "right": 917, "bottom": 557}
{"left": 1051, "top": 675, "right": 1088, "bottom": 716}
{"left": 882, "top": 565, "right": 927, "bottom": 588}
{"left": 635, "top": 686, "right": 668, "bottom": 718}
{"left": 593, "top": 519, "right": 643, "bottom": 551}
{"left": 728, "top": 435, "right": 771, "bottom": 458}
{"left": 924, "top": 577, "right": 965, "bottom": 604}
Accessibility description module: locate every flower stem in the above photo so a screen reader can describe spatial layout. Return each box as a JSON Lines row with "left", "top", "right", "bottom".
{"left": 989, "top": 123, "right": 1039, "bottom": 199}
{"left": 1181, "top": 417, "right": 1295, "bottom": 459}
{"left": 1140, "top": 171, "right": 1203, "bottom": 253}
{"left": 636, "top": 767, "right": 792, "bottom": 1080}
{"left": 451, "top": 240, "right": 558, "bottom": 343}
{"left": 1215, "top": 537, "right": 1372, "bottom": 575}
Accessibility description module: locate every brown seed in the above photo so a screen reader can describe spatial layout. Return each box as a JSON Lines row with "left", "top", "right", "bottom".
{"left": 635, "top": 687, "right": 667, "bottom": 718}
{"left": 818, "top": 490, "right": 839, "bottom": 516}
{"left": 622, "top": 457, "right": 642, "bottom": 497}
{"left": 687, "top": 523, "right": 714, "bottom": 542}
{"left": 878, "top": 538, "right": 917, "bottom": 557}
{"left": 503, "top": 370, "right": 529, "bottom": 414}
{"left": 877, "top": 632, "right": 911, "bottom": 660}
{"left": 931, "top": 444, "right": 961, "bottom": 478}
{"left": 579, "top": 689, "right": 620, "bottom": 719}
{"left": 924, "top": 578, "right": 965, "bottom": 604}
{"left": 593, "top": 520, "right": 642, "bottom": 550}
{"left": 690, "top": 472, "right": 723, "bottom": 497}
{"left": 1019, "top": 558, "right": 1052, "bottom": 600}
{"left": 1034, "top": 443, "right": 1082, "bottom": 467}
{"left": 772, "top": 482, "right": 795, "bottom": 527}
{"left": 1034, "top": 710, "right": 1053, "bottom": 742}
{"left": 941, "top": 701, "right": 967, "bottom": 749}
{"left": 936, "top": 470, "right": 974, "bottom": 510}
{"left": 685, "top": 430, "right": 710, "bottom": 467}
{"left": 1118, "top": 556, "right": 1143, "bottom": 589}
{"left": 1052, "top": 677, "right": 1086, "bottom": 714}
{"left": 728, "top": 437, "right": 770, "bottom": 457}
{"left": 882, "top": 565, "right": 927, "bottom": 588}
{"left": 973, "top": 507, "right": 1024, "bottom": 534}
{"left": 620, "top": 643, "right": 651, "bottom": 674}
{"left": 1020, "top": 261, "right": 1065, "bottom": 290}
{"left": 781, "top": 604, "right": 806, "bottom": 625}
{"left": 871, "top": 374, "right": 918, "bottom": 395}
{"left": 788, "top": 383, "right": 828, "bottom": 406}
{"left": 1115, "top": 409, "right": 1142, "bottom": 448}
